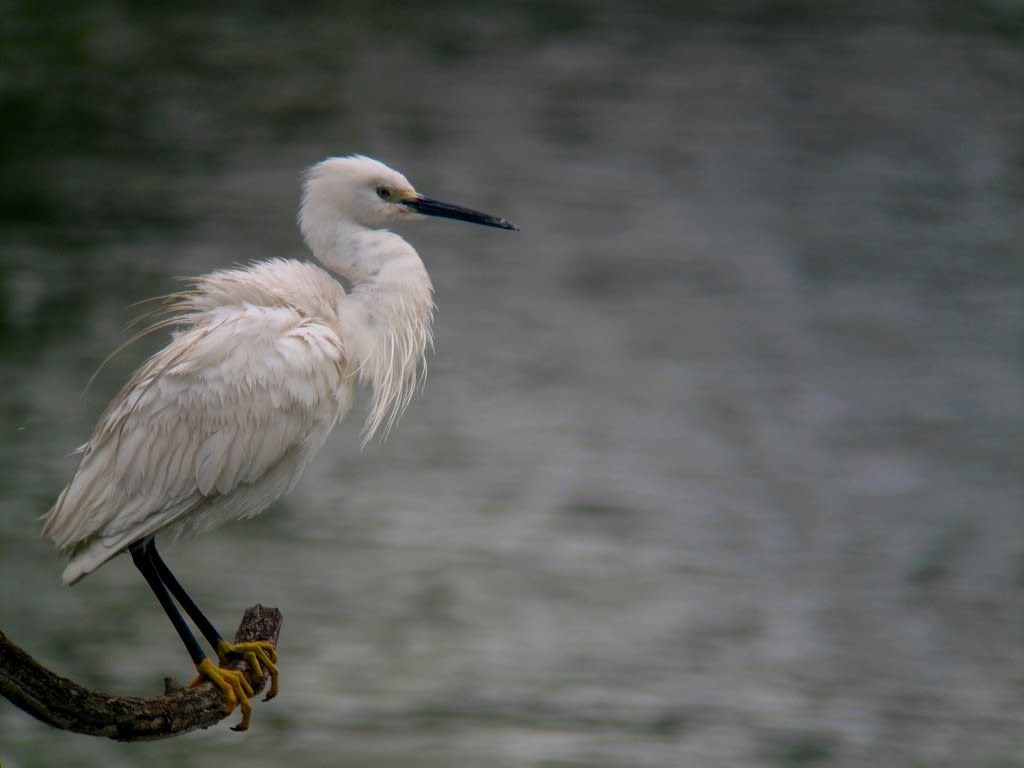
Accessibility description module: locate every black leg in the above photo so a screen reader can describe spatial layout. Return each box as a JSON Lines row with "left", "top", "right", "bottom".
{"left": 131, "top": 538, "right": 266, "bottom": 731}
{"left": 129, "top": 540, "right": 208, "bottom": 666}
{"left": 143, "top": 540, "right": 225, "bottom": 652}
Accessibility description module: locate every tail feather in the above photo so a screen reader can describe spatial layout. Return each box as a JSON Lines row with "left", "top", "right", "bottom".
{"left": 60, "top": 535, "right": 132, "bottom": 585}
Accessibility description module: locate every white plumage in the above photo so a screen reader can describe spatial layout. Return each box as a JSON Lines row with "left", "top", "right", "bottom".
{"left": 43, "top": 155, "right": 515, "bottom": 585}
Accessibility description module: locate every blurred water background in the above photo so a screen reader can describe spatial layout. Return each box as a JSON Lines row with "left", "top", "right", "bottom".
{"left": 2, "top": 2, "right": 1023, "bottom": 766}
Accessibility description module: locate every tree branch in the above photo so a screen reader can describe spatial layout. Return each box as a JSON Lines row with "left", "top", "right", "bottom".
{"left": 0, "top": 605, "right": 282, "bottom": 740}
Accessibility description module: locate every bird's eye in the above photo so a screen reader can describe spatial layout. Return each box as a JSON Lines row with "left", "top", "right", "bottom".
{"left": 376, "top": 187, "right": 391, "bottom": 200}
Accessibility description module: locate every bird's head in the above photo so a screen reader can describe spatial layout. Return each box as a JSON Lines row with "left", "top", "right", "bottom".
{"left": 300, "top": 155, "right": 518, "bottom": 234}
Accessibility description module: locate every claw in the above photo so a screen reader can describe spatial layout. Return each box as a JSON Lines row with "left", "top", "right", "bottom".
{"left": 191, "top": 658, "right": 255, "bottom": 731}
{"left": 217, "top": 639, "right": 279, "bottom": 701}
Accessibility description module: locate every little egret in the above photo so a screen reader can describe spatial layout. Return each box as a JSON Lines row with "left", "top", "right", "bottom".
{"left": 41, "top": 155, "right": 517, "bottom": 730}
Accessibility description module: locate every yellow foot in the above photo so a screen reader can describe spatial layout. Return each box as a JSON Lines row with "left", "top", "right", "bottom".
{"left": 190, "top": 658, "right": 255, "bottom": 731}
{"left": 216, "top": 639, "right": 279, "bottom": 701}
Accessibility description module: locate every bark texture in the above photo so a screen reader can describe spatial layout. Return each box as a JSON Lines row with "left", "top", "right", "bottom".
{"left": 0, "top": 605, "right": 282, "bottom": 740}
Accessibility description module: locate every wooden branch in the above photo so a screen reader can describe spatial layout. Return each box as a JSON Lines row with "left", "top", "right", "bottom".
{"left": 0, "top": 605, "right": 282, "bottom": 741}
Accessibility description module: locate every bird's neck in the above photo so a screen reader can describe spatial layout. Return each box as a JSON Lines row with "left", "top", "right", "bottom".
{"left": 306, "top": 218, "right": 435, "bottom": 441}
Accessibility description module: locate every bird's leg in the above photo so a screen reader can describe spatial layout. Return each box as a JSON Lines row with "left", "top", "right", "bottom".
{"left": 130, "top": 540, "right": 256, "bottom": 730}
{"left": 144, "top": 540, "right": 278, "bottom": 701}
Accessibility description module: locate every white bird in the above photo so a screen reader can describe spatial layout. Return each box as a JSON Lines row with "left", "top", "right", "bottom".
{"left": 41, "top": 155, "right": 517, "bottom": 730}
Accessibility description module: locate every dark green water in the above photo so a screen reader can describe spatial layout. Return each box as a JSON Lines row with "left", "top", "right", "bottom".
{"left": 2, "top": 4, "right": 1024, "bottom": 767}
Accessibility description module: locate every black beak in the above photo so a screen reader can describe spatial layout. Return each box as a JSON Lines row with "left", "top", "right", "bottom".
{"left": 402, "top": 195, "right": 518, "bottom": 231}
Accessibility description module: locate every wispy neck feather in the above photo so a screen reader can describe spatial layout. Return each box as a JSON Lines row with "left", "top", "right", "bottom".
{"left": 306, "top": 221, "right": 435, "bottom": 444}
{"left": 354, "top": 256, "right": 435, "bottom": 443}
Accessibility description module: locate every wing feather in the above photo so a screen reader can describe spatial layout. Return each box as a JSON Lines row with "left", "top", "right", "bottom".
{"left": 43, "top": 303, "right": 347, "bottom": 575}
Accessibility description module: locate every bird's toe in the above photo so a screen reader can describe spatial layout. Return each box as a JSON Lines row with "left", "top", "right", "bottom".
{"left": 190, "top": 657, "right": 255, "bottom": 730}
{"left": 217, "top": 639, "right": 279, "bottom": 701}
